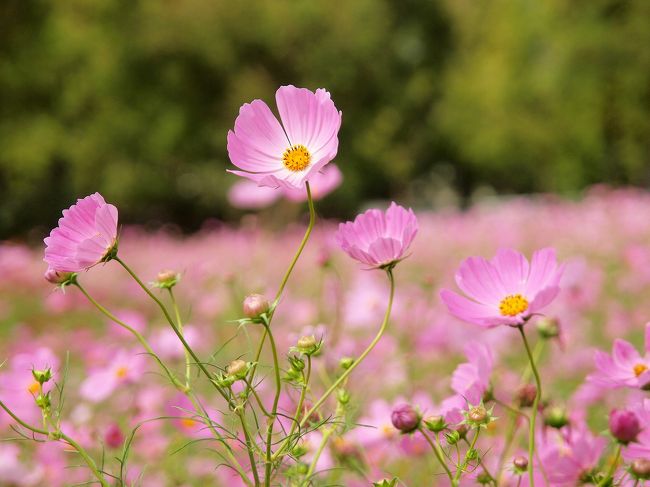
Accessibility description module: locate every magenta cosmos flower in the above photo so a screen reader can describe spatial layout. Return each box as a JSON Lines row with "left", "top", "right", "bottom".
{"left": 44, "top": 192, "right": 118, "bottom": 272}
{"left": 335, "top": 202, "right": 418, "bottom": 269}
{"left": 227, "top": 85, "right": 342, "bottom": 190}
{"left": 588, "top": 323, "right": 650, "bottom": 390}
{"left": 440, "top": 248, "right": 564, "bottom": 327}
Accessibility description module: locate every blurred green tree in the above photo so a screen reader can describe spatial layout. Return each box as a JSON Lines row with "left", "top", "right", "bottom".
{"left": 0, "top": 0, "right": 648, "bottom": 238}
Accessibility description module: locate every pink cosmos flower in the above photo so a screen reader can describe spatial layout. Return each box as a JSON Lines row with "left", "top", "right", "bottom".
{"left": 227, "top": 85, "right": 342, "bottom": 190}
{"left": 335, "top": 202, "right": 418, "bottom": 268}
{"left": 440, "top": 248, "right": 564, "bottom": 327}
{"left": 451, "top": 342, "right": 494, "bottom": 404}
{"left": 587, "top": 323, "right": 650, "bottom": 389}
{"left": 44, "top": 193, "right": 118, "bottom": 272}
{"left": 79, "top": 349, "right": 145, "bottom": 402}
{"left": 624, "top": 399, "right": 650, "bottom": 460}
{"left": 227, "top": 180, "right": 282, "bottom": 210}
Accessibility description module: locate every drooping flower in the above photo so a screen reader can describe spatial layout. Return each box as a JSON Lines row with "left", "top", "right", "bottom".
{"left": 44, "top": 193, "right": 118, "bottom": 273}
{"left": 227, "top": 85, "right": 342, "bottom": 190}
{"left": 440, "top": 248, "right": 564, "bottom": 327}
{"left": 587, "top": 323, "right": 650, "bottom": 390}
{"left": 336, "top": 202, "right": 418, "bottom": 269}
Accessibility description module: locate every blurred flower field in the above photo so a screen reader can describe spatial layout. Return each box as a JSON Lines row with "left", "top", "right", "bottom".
{"left": 1, "top": 186, "right": 649, "bottom": 485}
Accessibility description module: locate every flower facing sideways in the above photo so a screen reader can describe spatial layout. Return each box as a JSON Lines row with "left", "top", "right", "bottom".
{"left": 227, "top": 85, "right": 342, "bottom": 190}
{"left": 440, "top": 248, "right": 564, "bottom": 327}
{"left": 335, "top": 202, "right": 418, "bottom": 269}
{"left": 44, "top": 192, "right": 118, "bottom": 273}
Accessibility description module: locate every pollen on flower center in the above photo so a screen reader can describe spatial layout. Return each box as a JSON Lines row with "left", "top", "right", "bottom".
{"left": 499, "top": 294, "right": 529, "bottom": 317}
{"left": 180, "top": 418, "right": 196, "bottom": 430}
{"left": 282, "top": 144, "right": 311, "bottom": 172}
{"left": 115, "top": 366, "right": 128, "bottom": 378}
{"left": 633, "top": 363, "right": 648, "bottom": 377}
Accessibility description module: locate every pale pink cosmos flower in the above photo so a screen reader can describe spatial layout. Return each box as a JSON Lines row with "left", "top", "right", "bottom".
{"left": 44, "top": 193, "right": 118, "bottom": 272}
{"left": 587, "top": 322, "right": 650, "bottom": 390}
{"left": 227, "top": 85, "right": 342, "bottom": 190}
{"left": 336, "top": 202, "right": 418, "bottom": 268}
{"left": 227, "top": 180, "right": 282, "bottom": 210}
{"left": 440, "top": 248, "right": 564, "bottom": 327}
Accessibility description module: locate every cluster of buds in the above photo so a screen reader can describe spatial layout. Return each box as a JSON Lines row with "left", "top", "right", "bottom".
{"left": 214, "top": 359, "right": 251, "bottom": 387}
{"left": 152, "top": 269, "right": 181, "bottom": 289}
{"left": 31, "top": 368, "right": 53, "bottom": 414}
{"left": 284, "top": 355, "right": 306, "bottom": 384}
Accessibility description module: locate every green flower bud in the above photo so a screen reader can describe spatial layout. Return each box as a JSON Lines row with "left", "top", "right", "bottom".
{"left": 544, "top": 405, "right": 569, "bottom": 429}
{"left": 423, "top": 415, "right": 447, "bottom": 433}
{"left": 339, "top": 357, "right": 354, "bottom": 370}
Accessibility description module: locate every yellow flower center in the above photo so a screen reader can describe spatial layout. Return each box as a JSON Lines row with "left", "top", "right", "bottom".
{"left": 499, "top": 294, "right": 529, "bottom": 317}
{"left": 27, "top": 381, "right": 41, "bottom": 395}
{"left": 633, "top": 363, "right": 648, "bottom": 377}
{"left": 180, "top": 418, "right": 196, "bottom": 430}
{"left": 282, "top": 144, "right": 311, "bottom": 172}
{"left": 115, "top": 366, "right": 128, "bottom": 379}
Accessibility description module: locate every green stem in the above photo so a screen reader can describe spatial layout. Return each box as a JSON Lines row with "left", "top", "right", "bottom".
{"left": 243, "top": 182, "right": 315, "bottom": 407}
{"left": 237, "top": 409, "right": 261, "bottom": 486}
{"left": 74, "top": 281, "right": 185, "bottom": 392}
{"left": 0, "top": 401, "right": 109, "bottom": 487}
{"left": 463, "top": 437, "right": 497, "bottom": 486}
{"left": 244, "top": 378, "right": 272, "bottom": 418}
{"left": 452, "top": 429, "right": 481, "bottom": 485}
{"left": 298, "top": 268, "right": 395, "bottom": 430}
{"left": 518, "top": 325, "right": 542, "bottom": 487}
{"left": 168, "top": 288, "right": 192, "bottom": 388}
{"left": 303, "top": 426, "right": 334, "bottom": 484}
{"left": 263, "top": 322, "right": 282, "bottom": 487}
{"left": 419, "top": 428, "right": 454, "bottom": 482}
{"left": 114, "top": 256, "right": 230, "bottom": 403}
{"left": 597, "top": 443, "right": 622, "bottom": 487}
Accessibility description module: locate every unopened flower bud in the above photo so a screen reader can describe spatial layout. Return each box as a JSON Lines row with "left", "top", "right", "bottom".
{"left": 513, "top": 456, "right": 528, "bottom": 473}
{"left": 445, "top": 430, "right": 461, "bottom": 445}
{"left": 337, "top": 389, "right": 350, "bottom": 405}
{"left": 226, "top": 359, "right": 248, "bottom": 379}
{"left": 35, "top": 393, "right": 51, "bottom": 410}
{"left": 44, "top": 268, "right": 74, "bottom": 285}
{"left": 297, "top": 335, "right": 317, "bottom": 354}
{"left": 477, "top": 473, "right": 491, "bottom": 484}
{"left": 291, "top": 444, "right": 308, "bottom": 458}
{"left": 516, "top": 384, "right": 537, "bottom": 408}
{"left": 423, "top": 415, "right": 447, "bottom": 433}
{"left": 468, "top": 406, "right": 488, "bottom": 423}
{"left": 609, "top": 409, "right": 641, "bottom": 444}
{"left": 373, "top": 478, "right": 398, "bottom": 487}
{"left": 536, "top": 317, "right": 560, "bottom": 339}
{"left": 154, "top": 269, "right": 180, "bottom": 289}
{"left": 391, "top": 404, "right": 420, "bottom": 434}
{"left": 104, "top": 423, "right": 124, "bottom": 449}
{"left": 32, "top": 368, "right": 52, "bottom": 384}
{"left": 631, "top": 459, "right": 650, "bottom": 480}
{"left": 339, "top": 357, "right": 354, "bottom": 370}
{"left": 544, "top": 406, "right": 568, "bottom": 429}
{"left": 243, "top": 294, "right": 270, "bottom": 318}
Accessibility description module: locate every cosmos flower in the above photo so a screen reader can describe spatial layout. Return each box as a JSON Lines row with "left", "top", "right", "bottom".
{"left": 44, "top": 193, "right": 118, "bottom": 273}
{"left": 440, "top": 248, "right": 564, "bottom": 327}
{"left": 336, "top": 202, "right": 418, "bottom": 269}
{"left": 227, "top": 85, "right": 342, "bottom": 190}
{"left": 588, "top": 323, "right": 650, "bottom": 390}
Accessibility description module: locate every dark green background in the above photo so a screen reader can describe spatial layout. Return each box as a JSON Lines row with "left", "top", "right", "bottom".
{"left": 1, "top": 0, "right": 649, "bottom": 239}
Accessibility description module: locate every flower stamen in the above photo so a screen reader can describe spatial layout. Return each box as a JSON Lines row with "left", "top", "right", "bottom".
{"left": 633, "top": 363, "right": 648, "bottom": 377}
{"left": 282, "top": 145, "right": 311, "bottom": 172}
{"left": 499, "top": 294, "right": 529, "bottom": 317}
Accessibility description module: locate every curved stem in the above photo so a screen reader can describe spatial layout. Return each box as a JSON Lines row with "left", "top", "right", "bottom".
{"left": 0, "top": 401, "right": 109, "bottom": 487}
{"left": 168, "top": 288, "right": 192, "bottom": 388}
{"left": 243, "top": 378, "right": 272, "bottom": 418}
{"left": 518, "top": 325, "right": 542, "bottom": 487}
{"left": 244, "top": 183, "right": 315, "bottom": 398}
{"left": 114, "top": 256, "right": 230, "bottom": 403}
{"left": 419, "top": 428, "right": 454, "bottom": 482}
{"left": 237, "top": 409, "right": 261, "bottom": 486}
{"left": 299, "top": 268, "right": 395, "bottom": 429}
{"left": 463, "top": 437, "right": 497, "bottom": 486}
{"left": 597, "top": 443, "right": 621, "bottom": 487}
{"left": 74, "top": 281, "right": 185, "bottom": 392}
